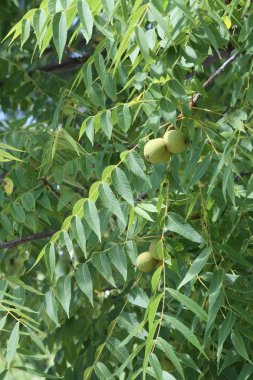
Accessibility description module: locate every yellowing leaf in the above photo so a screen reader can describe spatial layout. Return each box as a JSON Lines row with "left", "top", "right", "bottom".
{"left": 222, "top": 16, "right": 231, "bottom": 29}
{"left": 3, "top": 178, "right": 14, "bottom": 195}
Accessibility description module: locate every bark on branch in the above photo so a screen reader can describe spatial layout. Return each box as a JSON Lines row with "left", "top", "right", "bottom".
{"left": 0, "top": 230, "right": 56, "bottom": 250}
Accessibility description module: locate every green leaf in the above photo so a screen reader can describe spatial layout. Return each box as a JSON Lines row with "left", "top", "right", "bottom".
{"left": 21, "top": 192, "right": 35, "bottom": 211}
{"left": 77, "top": 0, "right": 93, "bottom": 43}
{"left": 101, "top": 110, "right": 113, "bottom": 139}
{"left": 71, "top": 216, "right": 87, "bottom": 257}
{"left": 63, "top": 230, "right": 75, "bottom": 260}
{"left": 94, "top": 362, "right": 112, "bottom": 379}
{"left": 33, "top": 9, "right": 47, "bottom": 48}
{"left": 163, "top": 315, "right": 207, "bottom": 358}
{"left": 187, "top": 154, "right": 211, "bottom": 189}
{"left": 151, "top": 265, "right": 163, "bottom": 292}
{"left": 136, "top": 26, "right": 149, "bottom": 61}
{"left": 52, "top": 11, "right": 67, "bottom": 63}
{"left": 1, "top": 213, "right": 13, "bottom": 234}
{"left": 57, "top": 191, "right": 74, "bottom": 211}
{"left": 160, "top": 98, "right": 177, "bottom": 126}
{"left": 10, "top": 203, "right": 26, "bottom": 223}
{"left": 166, "top": 288, "right": 207, "bottom": 321}
{"left": 6, "top": 277, "right": 43, "bottom": 295}
{"left": 56, "top": 276, "right": 71, "bottom": 317}
{"left": 86, "top": 117, "right": 95, "bottom": 145}
{"left": 199, "top": 15, "right": 219, "bottom": 54}
{"left": 75, "top": 263, "right": 93, "bottom": 305}
{"left": 0, "top": 370, "right": 7, "bottom": 380}
{"left": 0, "top": 315, "right": 7, "bottom": 330}
{"left": 149, "top": 353, "right": 163, "bottom": 380}
{"left": 92, "top": 253, "right": 116, "bottom": 287}
{"left": 6, "top": 322, "right": 20, "bottom": 368}
{"left": 101, "top": 0, "right": 115, "bottom": 16}
{"left": 217, "top": 311, "right": 236, "bottom": 364}
{"left": 116, "top": 105, "right": 132, "bottom": 132}
{"left": 178, "top": 247, "right": 212, "bottom": 290}
{"left": 45, "top": 244, "right": 56, "bottom": 283}
{"left": 246, "top": 174, "right": 253, "bottom": 198}
{"left": 83, "top": 199, "right": 101, "bottom": 241}
{"left": 44, "top": 289, "right": 59, "bottom": 326}
{"left": 166, "top": 212, "right": 204, "bottom": 244}
{"left": 222, "top": 165, "right": 235, "bottom": 205}
{"left": 127, "top": 287, "right": 149, "bottom": 309}
{"left": 168, "top": 79, "right": 188, "bottom": 105}
{"left": 109, "top": 245, "right": 127, "bottom": 281}
{"left": 13, "top": 367, "right": 61, "bottom": 378}
{"left": 149, "top": 4, "right": 170, "bottom": 34}
{"left": 238, "top": 364, "right": 253, "bottom": 380}
{"left": 104, "top": 74, "right": 117, "bottom": 101}
{"left": 157, "top": 337, "right": 185, "bottom": 379}
{"left": 205, "top": 269, "right": 224, "bottom": 336}
{"left": 29, "top": 329, "right": 48, "bottom": 354}
{"left": 231, "top": 331, "right": 251, "bottom": 363}
{"left": 106, "top": 337, "right": 132, "bottom": 369}
{"left": 124, "top": 151, "right": 149, "bottom": 183}
{"left": 21, "top": 19, "right": 30, "bottom": 47}
{"left": 99, "top": 182, "right": 126, "bottom": 226}
{"left": 148, "top": 293, "right": 163, "bottom": 329}
{"left": 134, "top": 206, "right": 154, "bottom": 221}
{"left": 48, "top": 0, "right": 63, "bottom": 15}
{"left": 111, "top": 167, "right": 134, "bottom": 207}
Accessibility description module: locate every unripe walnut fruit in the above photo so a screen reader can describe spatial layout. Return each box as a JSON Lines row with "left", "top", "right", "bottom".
{"left": 136, "top": 251, "right": 157, "bottom": 272}
{"left": 144, "top": 138, "right": 171, "bottom": 163}
{"left": 163, "top": 130, "right": 188, "bottom": 154}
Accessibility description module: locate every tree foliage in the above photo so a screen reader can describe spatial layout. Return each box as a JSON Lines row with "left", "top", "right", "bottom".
{"left": 0, "top": 0, "right": 253, "bottom": 379}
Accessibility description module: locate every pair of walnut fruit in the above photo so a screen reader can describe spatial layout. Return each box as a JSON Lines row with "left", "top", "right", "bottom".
{"left": 136, "top": 240, "right": 162, "bottom": 272}
{"left": 144, "top": 130, "right": 188, "bottom": 163}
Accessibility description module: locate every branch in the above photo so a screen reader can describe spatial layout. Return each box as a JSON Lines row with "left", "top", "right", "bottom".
{"left": 191, "top": 52, "right": 240, "bottom": 106}
{"left": 36, "top": 55, "right": 88, "bottom": 73}
{"left": 39, "top": 178, "right": 60, "bottom": 197}
{"left": 0, "top": 230, "right": 56, "bottom": 250}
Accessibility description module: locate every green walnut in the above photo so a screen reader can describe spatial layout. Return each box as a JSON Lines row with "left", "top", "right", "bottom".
{"left": 149, "top": 239, "right": 163, "bottom": 260}
{"left": 163, "top": 130, "right": 188, "bottom": 154}
{"left": 144, "top": 138, "right": 171, "bottom": 163}
{"left": 136, "top": 251, "right": 157, "bottom": 272}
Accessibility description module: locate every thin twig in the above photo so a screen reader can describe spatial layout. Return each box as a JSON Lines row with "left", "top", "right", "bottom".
{"left": 0, "top": 230, "right": 56, "bottom": 250}
{"left": 192, "top": 52, "right": 240, "bottom": 106}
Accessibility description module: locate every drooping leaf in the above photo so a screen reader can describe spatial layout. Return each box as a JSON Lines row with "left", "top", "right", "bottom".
{"left": 92, "top": 253, "right": 116, "bottom": 287}
{"left": 75, "top": 263, "right": 93, "bottom": 305}
{"left": 77, "top": 0, "right": 93, "bottom": 42}
{"left": 111, "top": 167, "right": 134, "bottom": 207}
{"left": 163, "top": 315, "right": 207, "bottom": 358}
{"left": 166, "top": 212, "right": 204, "bottom": 244}
{"left": 99, "top": 182, "right": 126, "bottom": 227}
{"left": 166, "top": 288, "right": 207, "bottom": 321}
{"left": 109, "top": 245, "right": 128, "bottom": 281}
{"left": 178, "top": 247, "right": 212, "bottom": 290}
{"left": 231, "top": 331, "right": 251, "bottom": 363}
{"left": 56, "top": 276, "right": 71, "bottom": 317}
{"left": 6, "top": 322, "right": 20, "bottom": 367}
{"left": 83, "top": 199, "right": 101, "bottom": 241}
{"left": 52, "top": 11, "right": 67, "bottom": 63}
{"left": 44, "top": 289, "right": 59, "bottom": 326}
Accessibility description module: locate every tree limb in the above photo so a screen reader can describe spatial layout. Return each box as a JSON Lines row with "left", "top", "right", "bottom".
{"left": 0, "top": 230, "right": 56, "bottom": 250}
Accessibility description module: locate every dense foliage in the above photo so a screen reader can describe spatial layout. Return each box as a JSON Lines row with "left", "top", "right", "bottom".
{"left": 0, "top": 0, "right": 253, "bottom": 379}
